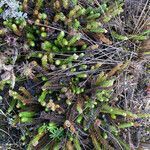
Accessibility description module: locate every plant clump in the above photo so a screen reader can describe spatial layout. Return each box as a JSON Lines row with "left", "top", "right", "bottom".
{"left": 0, "top": 0, "right": 149, "bottom": 149}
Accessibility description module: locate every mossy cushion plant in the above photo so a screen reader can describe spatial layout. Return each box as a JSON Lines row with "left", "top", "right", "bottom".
{"left": 0, "top": 0, "right": 149, "bottom": 149}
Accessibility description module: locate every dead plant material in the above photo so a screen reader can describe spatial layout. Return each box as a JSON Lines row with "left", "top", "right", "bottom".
{"left": 93, "top": 33, "right": 113, "bottom": 45}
